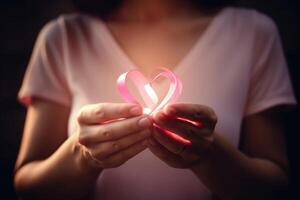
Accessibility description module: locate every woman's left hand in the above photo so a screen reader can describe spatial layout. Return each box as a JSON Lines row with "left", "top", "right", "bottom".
{"left": 148, "top": 103, "right": 218, "bottom": 169}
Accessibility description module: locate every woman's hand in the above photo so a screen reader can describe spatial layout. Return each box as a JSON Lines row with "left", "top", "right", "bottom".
{"left": 148, "top": 103, "right": 217, "bottom": 169}
{"left": 76, "top": 103, "right": 152, "bottom": 169}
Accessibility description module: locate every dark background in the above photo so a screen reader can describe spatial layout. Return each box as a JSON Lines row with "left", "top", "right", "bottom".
{"left": 0, "top": 0, "right": 299, "bottom": 199}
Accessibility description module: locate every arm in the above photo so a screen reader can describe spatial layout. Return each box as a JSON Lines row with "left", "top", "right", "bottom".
{"left": 14, "top": 99, "right": 151, "bottom": 199}
{"left": 191, "top": 107, "right": 289, "bottom": 200}
{"left": 148, "top": 103, "right": 290, "bottom": 200}
{"left": 14, "top": 99, "right": 100, "bottom": 199}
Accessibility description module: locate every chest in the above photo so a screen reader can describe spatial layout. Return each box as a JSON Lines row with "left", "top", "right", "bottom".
{"left": 104, "top": 19, "right": 212, "bottom": 73}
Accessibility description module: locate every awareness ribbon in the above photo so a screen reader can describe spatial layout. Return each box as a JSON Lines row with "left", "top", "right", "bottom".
{"left": 117, "top": 67, "right": 182, "bottom": 115}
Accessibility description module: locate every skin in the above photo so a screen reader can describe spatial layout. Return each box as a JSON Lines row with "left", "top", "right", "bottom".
{"left": 14, "top": 0, "right": 290, "bottom": 199}
{"left": 14, "top": 100, "right": 152, "bottom": 199}
{"left": 149, "top": 103, "right": 289, "bottom": 200}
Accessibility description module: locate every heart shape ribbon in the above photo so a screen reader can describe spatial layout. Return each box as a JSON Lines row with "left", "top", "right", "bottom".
{"left": 117, "top": 67, "right": 182, "bottom": 115}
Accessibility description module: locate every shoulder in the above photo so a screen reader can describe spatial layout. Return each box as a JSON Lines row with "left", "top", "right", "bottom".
{"left": 56, "top": 13, "right": 93, "bottom": 30}
{"left": 39, "top": 13, "right": 95, "bottom": 44}
{"left": 225, "top": 7, "right": 278, "bottom": 38}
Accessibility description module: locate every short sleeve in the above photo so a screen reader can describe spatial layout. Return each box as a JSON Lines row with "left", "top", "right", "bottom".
{"left": 18, "top": 19, "right": 72, "bottom": 107}
{"left": 244, "top": 13, "right": 297, "bottom": 116}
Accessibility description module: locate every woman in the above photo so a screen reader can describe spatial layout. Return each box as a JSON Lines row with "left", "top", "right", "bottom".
{"left": 14, "top": 0, "right": 297, "bottom": 199}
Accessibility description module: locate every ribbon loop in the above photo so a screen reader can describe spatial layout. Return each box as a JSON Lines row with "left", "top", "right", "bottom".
{"left": 117, "top": 67, "right": 182, "bottom": 115}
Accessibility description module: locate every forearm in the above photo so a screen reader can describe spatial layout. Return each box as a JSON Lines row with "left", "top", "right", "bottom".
{"left": 190, "top": 133, "right": 288, "bottom": 200}
{"left": 14, "top": 134, "right": 101, "bottom": 200}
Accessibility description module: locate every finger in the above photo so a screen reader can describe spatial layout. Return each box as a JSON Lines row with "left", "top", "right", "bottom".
{"left": 90, "top": 129, "right": 151, "bottom": 159}
{"left": 153, "top": 122, "right": 192, "bottom": 145}
{"left": 154, "top": 112, "right": 212, "bottom": 142}
{"left": 77, "top": 103, "right": 143, "bottom": 124}
{"left": 152, "top": 125, "right": 188, "bottom": 155}
{"left": 147, "top": 137, "right": 187, "bottom": 168}
{"left": 163, "top": 103, "right": 217, "bottom": 127}
{"left": 79, "top": 115, "right": 152, "bottom": 145}
{"left": 101, "top": 139, "right": 148, "bottom": 168}
{"left": 149, "top": 133, "right": 204, "bottom": 165}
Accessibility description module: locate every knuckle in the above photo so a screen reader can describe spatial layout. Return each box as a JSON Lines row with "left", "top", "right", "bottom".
{"left": 194, "top": 105, "right": 218, "bottom": 125}
{"left": 97, "top": 126, "right": 113, "bottom": 141}
{"left": 194, "top": 106, "right": 205, "bottom": 119}
{"left": 98, "top": 127, "right": 111, "bottom": 139}
{"left": 111, "top": 142, "right": 121, "bottom": 151}
{"left": 94, "top": 104, "right": 105, "bottom": 118}
{"left": 210, "top": 112, "right": 218, "bottom": 125}
{"left": 195, "top": 111, "right": 204, "bottom": 119}
{"left": 213, "top": 115, "right": 218, "bottom": 125}
{"left": 207, "top": 108, "right": 217, "bottom": 122}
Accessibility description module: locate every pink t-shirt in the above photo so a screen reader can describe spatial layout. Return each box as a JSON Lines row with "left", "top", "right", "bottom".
{"left": 18, "top": 7, "right": 297, "bottom": 200}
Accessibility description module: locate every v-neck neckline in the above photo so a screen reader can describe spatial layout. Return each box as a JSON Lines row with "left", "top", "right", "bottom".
{"left": 93, "top": 7, "right": 230, "bottom": 76}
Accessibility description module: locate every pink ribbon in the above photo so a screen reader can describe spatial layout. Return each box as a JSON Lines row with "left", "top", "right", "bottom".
{"left": 117, "top": 67, "right": 192, "bottom": 145}
{"left": 117, "top": 67, "right": 182, "bottom": 115}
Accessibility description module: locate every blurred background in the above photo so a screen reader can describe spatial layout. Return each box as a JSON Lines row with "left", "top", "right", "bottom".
{"left": 0, "top": 0, "right": 299, "bottom": 199}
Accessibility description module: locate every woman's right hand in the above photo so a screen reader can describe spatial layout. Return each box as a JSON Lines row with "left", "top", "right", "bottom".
{"left": 76, "top": 103, "right": 152, "bottom": 169}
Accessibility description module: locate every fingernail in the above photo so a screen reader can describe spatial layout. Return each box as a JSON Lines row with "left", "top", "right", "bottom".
{"left": 165, "top": 106, "right": 175, "bottom": 115}
{"left": 154, "top": 112, "right": 165, "bottom": 121}
{"left": 130, "top": 106, "right": 142, "bottom": 115}
{"left": 138, "top": 116, "right": 151, "bottom": 128}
